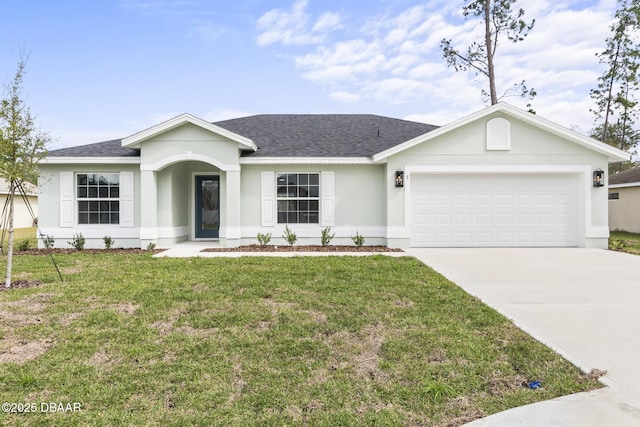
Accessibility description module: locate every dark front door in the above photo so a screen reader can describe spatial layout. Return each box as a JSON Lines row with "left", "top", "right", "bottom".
{"left": 195, "top": 176, "right": 220, "bottom": 238}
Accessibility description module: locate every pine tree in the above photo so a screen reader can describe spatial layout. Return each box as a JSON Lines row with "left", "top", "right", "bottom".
{"left": 590, "top": 0, "right": 640, "bottom": 173}
{"left": 440, "top": 0, "right": 536, "bottom": 106}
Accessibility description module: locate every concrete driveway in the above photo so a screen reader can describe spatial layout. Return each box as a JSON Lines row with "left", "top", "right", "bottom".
{"left": 406, "top": 248, "right": 640, "bottom": 426}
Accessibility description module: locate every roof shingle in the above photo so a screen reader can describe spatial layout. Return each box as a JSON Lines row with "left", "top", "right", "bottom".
{"left": 48, "top": 139, "right": 140, "bottom": 157}
{"left": 47, "top": 115, "right": 438, "bottom": 159}
{"left": 610, "top": 166, "right": 640, "bottom": 185}
{"left": 214, "top": 114, "right": 438, "bottom": 157}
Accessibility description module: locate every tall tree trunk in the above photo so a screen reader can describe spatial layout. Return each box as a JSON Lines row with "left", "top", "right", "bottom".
{"left": 484, "top": 0, "right": 498, "bottom": 104}
{"left": 5, "top": 180, "right": 14, "bottom": 288}
{"left": 603, "top": 33, "right": 622, "bottom": 144}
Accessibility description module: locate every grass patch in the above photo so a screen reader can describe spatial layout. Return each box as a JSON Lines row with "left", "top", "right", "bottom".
{"left": 609, "top": 230, "right": 640, "bottom": 255}
{"left": 0, "top": 227, "right": 38, "bottom": 251}
{"left": 0, "top": 253, "right": 601, "bottom": 426}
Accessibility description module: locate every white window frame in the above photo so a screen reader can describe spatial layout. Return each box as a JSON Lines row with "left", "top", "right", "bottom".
{"left": 276, "top": 172, "right": 321, "bottom": 224}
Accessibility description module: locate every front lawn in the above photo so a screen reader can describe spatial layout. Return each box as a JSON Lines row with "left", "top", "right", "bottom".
{"left": 609, "top": 230, "right": 640, "bottom": 255}
{"left": 0, "top": 253, "right": 601, "bottom": 426}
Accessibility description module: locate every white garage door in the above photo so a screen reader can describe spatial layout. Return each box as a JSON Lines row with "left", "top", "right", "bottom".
{"left": 410, "top": 174, "right": 580, "bottom": 247}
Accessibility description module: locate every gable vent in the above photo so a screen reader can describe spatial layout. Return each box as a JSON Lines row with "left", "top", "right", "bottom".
{"left": 486, "top": 117, "right": 511, "bottom": 150}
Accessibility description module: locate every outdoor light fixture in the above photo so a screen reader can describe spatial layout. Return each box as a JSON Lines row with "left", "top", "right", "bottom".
{"left": 395, "top": 170, "right": 404, "bottom": 188}
{"left": 593, "top": 169, "right": 605, "bottom": 187}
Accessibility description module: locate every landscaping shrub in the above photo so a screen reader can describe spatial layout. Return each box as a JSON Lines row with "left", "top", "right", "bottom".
{"left": 283, "top": 226, "right": 297, "bottom": 246}
{"left": 257, "top": 232, "right": 272, "bottom": 247}
{"left": 68, "top": 233, "right": 85, "bottom": 251}
{"left": 352, "top": 231, "right": 365, "bottom": 247}
{"left": 103, "top": 236, "right": 114, "bottom": 250}
{"left": 320, "top": 227, "right": 335, "bottom": 246}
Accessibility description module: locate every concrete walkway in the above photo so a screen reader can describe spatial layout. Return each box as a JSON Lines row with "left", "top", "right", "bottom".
{"left": 154, "top": 241, "right": 406, "bottom": 258}
{"left": 406, "top": 248, "right": 640, "bottom": 426}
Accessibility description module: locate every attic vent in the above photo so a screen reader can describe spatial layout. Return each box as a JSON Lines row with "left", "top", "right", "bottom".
{"left": 486, "top": 117, "right": 511, "bottom": 151}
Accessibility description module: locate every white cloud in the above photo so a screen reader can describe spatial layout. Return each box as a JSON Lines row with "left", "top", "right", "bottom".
{"left": 313, "top": 12, "right": 342, "bottom": 32}
{"left": 255, "top": 0, "right": 341, "bottom": 46}
{"left": 255, "top": 0, "right": 619, "bottom": 132}
{"left": 295, "top": 40, "right": 387, "bottom": 82}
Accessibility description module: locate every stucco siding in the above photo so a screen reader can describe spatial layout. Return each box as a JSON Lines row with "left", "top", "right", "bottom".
{"left": 139, "top": 123, "right": 241, "bottom": 170}
{"left": 239, "top": 164, "right": 386, "bottom": 245}
{"left": 609, "top": 186, "right": 640, "bottom": 233}
{"left": 38, "top": 164, "right": 141, "bottom": 248}
{"left": 386, "top": 113, "right": 611, "bottom": 248}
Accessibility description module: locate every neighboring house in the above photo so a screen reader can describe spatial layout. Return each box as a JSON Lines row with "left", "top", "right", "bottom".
{"left": 0, "top": 179, "right": 38, "bottom": 228}
{"left": 38, "top": 103, "right": 630, "bottom": 249}
{"left": 608, "top": 166, "right": 640, "bottom": 233}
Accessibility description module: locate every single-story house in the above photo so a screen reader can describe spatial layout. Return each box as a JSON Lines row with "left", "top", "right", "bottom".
{"left": 38, "top": 102, "right": 630, "bottom": 249}
{"left": 608, "top": 166, "right": 640, "bottom": 233}
{"left": 0, "top": 179, "right": 38, "bottom": 229}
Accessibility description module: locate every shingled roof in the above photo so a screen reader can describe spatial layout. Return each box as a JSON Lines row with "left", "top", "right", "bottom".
{"left": 215, "top": 114, "right": 438, "bottom": 157}
{"left": 610, "top": 166, "right": 640, "bottom": 185}
{"left": 47, "top": 115, "right": 438, "bottom": 158}
{"left": 48, "top": 139, "right": 139, "bottom": 157}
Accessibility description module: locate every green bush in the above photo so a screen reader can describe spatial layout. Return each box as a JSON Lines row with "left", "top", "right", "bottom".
{"left": 146, "top": 242, "right": 156, "bottom": 251}
{"left": 103, "top": 236, "right": 114, "bottom": 250}
{"left": 320, "top": 227, "right": 335, "bottom": 246}
{"left": 351, "top": 231, "right": 365, "bottom": 247}
{"left": 41, "top": 235, "right": 55, "bottom": 249}
{"left": 68, "top": 233, "right": 85, "bottom": 251}
{"left": 257, "top": 232, "right": 272, "bottom": 247}
{"left": 17, "top": 239, "right": 30, "bottom": 251}
{"left": 283, "top": 226, "right": 297, "bottom": 246}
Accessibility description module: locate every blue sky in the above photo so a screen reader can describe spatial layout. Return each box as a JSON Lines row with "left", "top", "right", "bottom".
{"left": 0, "top": 0, "right": 617, "bottom": 149}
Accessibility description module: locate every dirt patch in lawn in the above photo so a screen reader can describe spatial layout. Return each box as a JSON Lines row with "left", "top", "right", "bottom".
{"left": 0, "top": 338, "right": 54, "bottom": 364}
{"left": 0, "top": 280, "right": 43, "bottom": 291}
{"left": 202, "top": 245, "right": 403, "bottom": 252}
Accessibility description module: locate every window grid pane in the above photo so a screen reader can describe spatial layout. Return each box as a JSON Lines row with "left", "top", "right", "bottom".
{"left": 77, "top": 173, "right": 120, "bottom": 225}
{"left": 276, "top": 173, "right": 320, "bottom": 224}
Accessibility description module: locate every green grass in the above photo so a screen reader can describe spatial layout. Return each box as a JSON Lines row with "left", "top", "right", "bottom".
{"left": 1, "top": 227, "right": 38, "bottom": 251}
{"left": 609, "top": 230, "right": 640, "bottom": 255}
{"left": 0, "top": 253, "right": 601, "bottom": 426}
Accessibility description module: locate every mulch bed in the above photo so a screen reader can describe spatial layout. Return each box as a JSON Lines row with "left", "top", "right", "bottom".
{"left": 0, "top": 280, "right": 43, "bottom": 291}
{"left": 202, "top": 245, "right": 403, "bottom": 252}
{"left": 12, "top": 248, "right": 159, "bottom": 256}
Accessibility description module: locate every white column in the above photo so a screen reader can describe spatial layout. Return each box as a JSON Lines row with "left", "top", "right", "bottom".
{"left": 224, "top": 169, "right": 241, "bottom": 246}
{"left": 140, "top": 169, "right": 158, "bottom": 247}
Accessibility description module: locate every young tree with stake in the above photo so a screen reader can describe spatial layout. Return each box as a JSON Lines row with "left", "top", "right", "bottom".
{"left": 0, "top": 55, "right": 49, "bottom": 288}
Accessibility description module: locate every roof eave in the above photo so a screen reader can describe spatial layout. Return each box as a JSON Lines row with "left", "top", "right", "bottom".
{"left": 240, "top": 156, "right": 377, "bottom": 165}
{"left": 41, "top": 157, "right": 141, "bottom": 164}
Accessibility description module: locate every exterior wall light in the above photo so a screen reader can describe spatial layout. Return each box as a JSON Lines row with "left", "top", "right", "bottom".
{"left": 593, "top": 169, "right": 605, "bottom": 187}
{"left": 395, "top": 170, "right": 404, "bottom": 188}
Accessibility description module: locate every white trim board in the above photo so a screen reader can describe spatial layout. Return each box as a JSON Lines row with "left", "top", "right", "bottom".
{"left": 609, "top": 182, "right": 640, "bottom": 189}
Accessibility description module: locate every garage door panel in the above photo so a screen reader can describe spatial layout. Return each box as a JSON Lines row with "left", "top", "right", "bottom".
{"left": 410, "top": 174, "right": 580, "bottom": 247}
